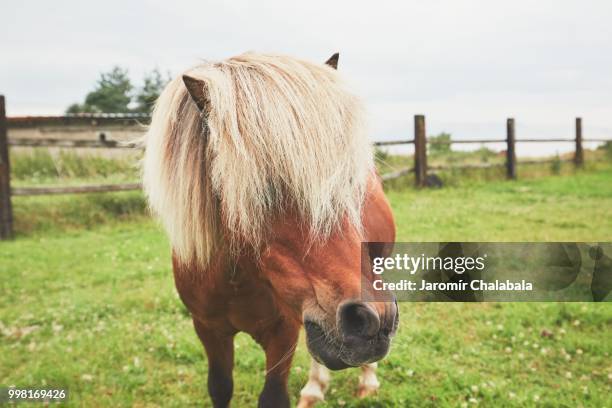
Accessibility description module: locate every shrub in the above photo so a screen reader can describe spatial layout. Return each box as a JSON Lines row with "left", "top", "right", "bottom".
{"left": 429, "top": 132, "right": 452, "bottom": 155}
{"left": 476, "top": 146, "right": 496, "bottom": 163}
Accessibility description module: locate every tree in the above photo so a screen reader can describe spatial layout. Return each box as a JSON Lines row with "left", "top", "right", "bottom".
{"left": 133, "top": 69, "right": 171, "bottom": 113}
{"left": 66, "top": 67, "right": 170, "bottom": 114}
{"left": 66, "top": 67, "right": 133, "bottom": 114}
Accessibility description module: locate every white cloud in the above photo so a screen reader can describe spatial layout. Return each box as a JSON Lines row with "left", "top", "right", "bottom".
{"left": 1, "top": 0, "right": 611, "bottom": 155}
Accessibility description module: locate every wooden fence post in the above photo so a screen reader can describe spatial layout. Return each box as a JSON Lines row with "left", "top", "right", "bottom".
{"left": 574, "top": 117, "right": 583, "bottom": 167}
{"left": 414, "top": 114, "right": 427, "bottom": 187}
{"left": 506, "top": 118, "right": 517, "bottom": 180}
{"left": 0, "top": 95, "right": 13, "bottom": 239}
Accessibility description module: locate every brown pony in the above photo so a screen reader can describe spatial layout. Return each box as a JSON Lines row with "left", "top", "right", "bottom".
{"left": 142, "top": 52, "right": 398, "bottom": 407}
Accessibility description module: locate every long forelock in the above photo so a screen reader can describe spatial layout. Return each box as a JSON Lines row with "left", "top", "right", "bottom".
{"left": 142, "top": 52, "right": 373, "bottom": 268}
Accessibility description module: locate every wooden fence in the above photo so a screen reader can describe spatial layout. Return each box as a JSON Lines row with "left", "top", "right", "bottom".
{"left": 0, "top": 94, "right": 610, "bottom": 239}
{"left": 374, "top": 115, "right": 609, "bottom": 187}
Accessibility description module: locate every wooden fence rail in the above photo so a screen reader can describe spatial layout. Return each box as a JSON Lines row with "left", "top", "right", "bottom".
{"left": 11, "top": 183, "right": 142, "bottom": 197}
{"left": 0, "top": 94, "right": 611, "bottom": 240}
{"left": 9, "top": 138, "right": 139, "bottom": 149}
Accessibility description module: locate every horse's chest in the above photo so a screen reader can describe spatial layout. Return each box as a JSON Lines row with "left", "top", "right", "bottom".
{"left": 226, "top": 287, "right": 279, "bottom": 333}
{"left": 177, "top": 270, "right": 281, "bottom": 335}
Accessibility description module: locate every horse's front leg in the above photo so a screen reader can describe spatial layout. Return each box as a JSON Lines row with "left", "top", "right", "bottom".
{"left": 357, "top": 362, "right": 380, "bottom": 398}
{"left": 297, "top": 359, "right": 330, "bottom": 408}
{"left": 258, "top": 321, "right": 300, "bottom": 408}
{"left": 193, "top": 318, "right": 235, "bottom": 408}
{"left": 297, "top": 360, "right": 380, "bottom": 407}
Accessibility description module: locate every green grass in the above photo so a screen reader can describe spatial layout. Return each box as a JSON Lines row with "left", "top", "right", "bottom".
{"left": 388, "top": 165, "right": 612, "bottom": 241}
{"left": 11, "top": 191, "right": 147, "bottom": 236}
{"left": 376, "top": 146, "right": 611, "bottom": 190}
{"left": 1, "top": 167, "right": 611, "bottom": 406}
{"left": 10, "top": 148, "right": 141, "bottom": 183}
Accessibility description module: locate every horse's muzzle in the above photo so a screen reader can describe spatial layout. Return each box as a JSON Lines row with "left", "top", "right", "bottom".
{"left": 304, "top": 300, "right": 399, "bottom": 370}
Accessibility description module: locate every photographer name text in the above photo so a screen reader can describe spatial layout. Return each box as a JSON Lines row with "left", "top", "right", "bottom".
{"left": 371, "top": 254, "right": 533, "bottom": 292}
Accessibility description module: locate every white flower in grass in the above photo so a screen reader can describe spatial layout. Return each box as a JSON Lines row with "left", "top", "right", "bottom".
{"left": 576, "top": 348, "right": 583, "bottom": 355}
{"left": 533, "top": 395, "right": 540, "bottom": 402}
{"left": 469, "top": 397, "right": 478, "bottom": 404}
{"left": 565, "top": 371, "right": 573, "bottom": 379}
{"left": 81, "top": 374, "right": 94, "bottom": 381}
{"left": 572, "top": 320, "right": 581, "bottom": 327}
{"left": 470, "top": 385, "right": 479, "bottom": 393}
{"left": 508, "top": 392, "right": 516, "bottom": 399}
{"left": 505, "top": 347, "right": 512, "bottom": 353}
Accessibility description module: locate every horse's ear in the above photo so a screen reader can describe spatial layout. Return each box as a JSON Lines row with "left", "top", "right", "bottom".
{"left": 325, "top": 52, "right": 339, "bottom": 69}
{"left": 182, "top": 75, "right": 210, "bottom": 114}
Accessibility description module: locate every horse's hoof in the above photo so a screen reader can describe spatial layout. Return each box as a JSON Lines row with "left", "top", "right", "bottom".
{"left": 357, "top": 385, "right": 378, "bottom": 399}
{"left": 296, "top": 395, "right": 322, "bottom": 408}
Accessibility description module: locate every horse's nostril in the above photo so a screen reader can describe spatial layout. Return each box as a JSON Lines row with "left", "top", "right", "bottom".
{"left": 338, "top": 302, "right": 380, "bottom": 339}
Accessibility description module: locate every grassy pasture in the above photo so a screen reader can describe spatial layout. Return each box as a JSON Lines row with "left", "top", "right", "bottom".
{"left": 1, "top": 160, "right": 611, "bottom": 406}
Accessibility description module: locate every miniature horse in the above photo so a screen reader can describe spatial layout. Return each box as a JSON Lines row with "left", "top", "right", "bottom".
{"left": 142, "top": 52, "right": 398, "bottom": 407}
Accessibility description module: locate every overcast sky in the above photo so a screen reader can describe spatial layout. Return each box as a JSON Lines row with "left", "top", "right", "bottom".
{"left": 2, "top": 0, "right": 611, "bottom": 155}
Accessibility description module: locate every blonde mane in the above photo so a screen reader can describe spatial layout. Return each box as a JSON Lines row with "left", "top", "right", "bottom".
{"left": 142, "top": 52, "right": 373, "bottom": 267}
